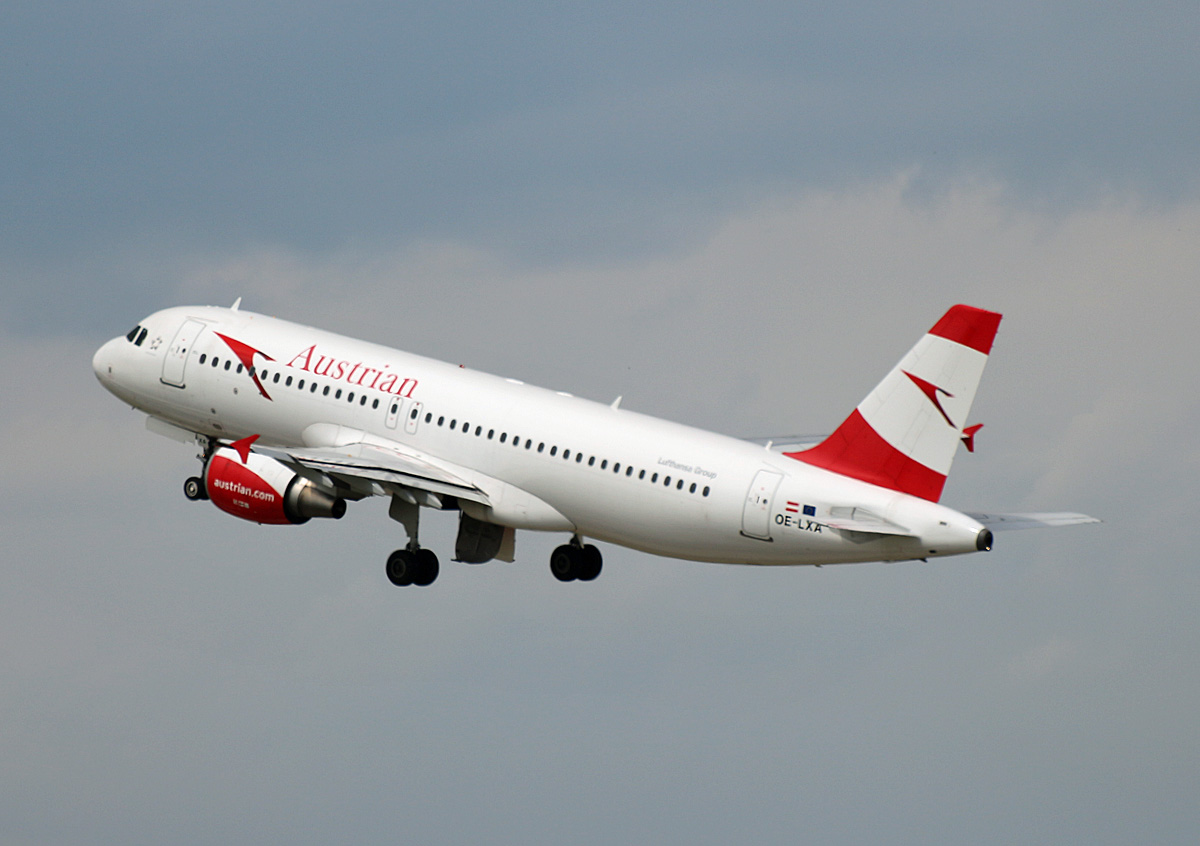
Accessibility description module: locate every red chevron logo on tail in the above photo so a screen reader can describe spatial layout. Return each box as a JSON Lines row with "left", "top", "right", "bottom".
{"left": 903, "top": 370, "right": 956, "bottom": 428}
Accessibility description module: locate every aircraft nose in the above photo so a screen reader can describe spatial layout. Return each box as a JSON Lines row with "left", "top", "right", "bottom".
{"left": 93, "top": 337, "right": 120, "bottom": 383}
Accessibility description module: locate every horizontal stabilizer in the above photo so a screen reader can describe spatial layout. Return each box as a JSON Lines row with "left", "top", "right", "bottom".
{"left": 824, "top": 506, "right": 915, "bottom": 537}
{"left": 966, "top": 512, "right": 1101, "bottom": 531}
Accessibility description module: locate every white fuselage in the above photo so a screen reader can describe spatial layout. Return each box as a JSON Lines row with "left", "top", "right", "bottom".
{"left": 93, "top": 305, "right": 987, "bottom": 566}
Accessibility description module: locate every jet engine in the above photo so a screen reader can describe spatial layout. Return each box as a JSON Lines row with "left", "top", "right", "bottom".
{"left": 204, "top": 447, "right": 346, "bottom": 525}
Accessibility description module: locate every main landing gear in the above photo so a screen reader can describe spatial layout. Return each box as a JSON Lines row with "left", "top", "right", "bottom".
{"left": 386, "top": 546, "right": 440, "bottom": 587}
{"left": 385, "top": 495, "right": 439, "bottom": 587}
{"left": 549, "top": 539, "right": 602, "bottom": 582}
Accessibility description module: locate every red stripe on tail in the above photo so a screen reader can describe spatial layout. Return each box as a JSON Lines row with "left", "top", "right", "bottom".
{"left": 785, "top": 410, "right": 947, "bottom": 501}
{"left": 929, "top": 305, "right": 1002, "bottom": 354}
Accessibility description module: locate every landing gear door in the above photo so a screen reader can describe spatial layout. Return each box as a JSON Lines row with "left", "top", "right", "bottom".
{"left": 161, "top": 319, "right": 207, "bottom": 388}
{"left": 742, "top": 470, "right": 782, "bottom": 541}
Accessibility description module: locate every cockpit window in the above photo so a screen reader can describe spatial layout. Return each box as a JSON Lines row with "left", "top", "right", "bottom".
{"left": 135, "top": 328, "right": 148, "bottom": 346}
{"left": 126, "top": 325, "right": 140, "bottom": 342}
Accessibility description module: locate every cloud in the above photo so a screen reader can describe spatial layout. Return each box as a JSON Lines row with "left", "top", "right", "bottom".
{"left": 7, "top": 171, "right": 1199, "bottom": 845}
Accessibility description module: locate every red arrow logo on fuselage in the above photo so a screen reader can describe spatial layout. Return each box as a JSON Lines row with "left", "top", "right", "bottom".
{"left": 216, "top": 333, "right": 275, "bottom": 400}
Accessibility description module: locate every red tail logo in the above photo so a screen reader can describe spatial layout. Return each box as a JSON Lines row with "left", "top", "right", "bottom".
{"left": 903, "top": 370, "right": 956, "bottom": 428}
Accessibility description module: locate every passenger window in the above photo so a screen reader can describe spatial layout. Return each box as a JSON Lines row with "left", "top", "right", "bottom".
{"left": 563, "top": 449, "right": 570, "bottom": 460}
{"left": 475, "top": 426, "right": 482, "bottom": 436}
{"left": 199, "top": 354, "right": 207, "bottom": 364}
{"left": 487, "top": 429, "right": 494, "bottom": 439}
{"left": 651, "top": 473, "right": 658, "bottom": 483}
{"left": 613, "top": 463, "right": 620, "bottom": 473}
{"left": 549, "top": 446, "right": 557, "bottom": 456}
{"left": 576, "top": 453, "right": 583, "bottom": 463}
{"left": 639, "top": 470, "right": 645, "bottom": 479}
{"left": 372, "top": 399, "right": 379, "bottom": 409}
{"left": 500, "top": 433, "right": 507, "bottom": 443}
{"left": 236, "top": 364, "right": 243, "bottom": 374}
{"left": 425, "top": 412, "right": 432, "bottom": 423}
{"left": 273, "top": 373, "right": 280, "bottom": 384}
{"left": 600, "top": 460, "right": 608, "bottom": 470}
{"left": 438, "top": 417, "right": 445, "bottom": 426}
{"left": 588, "top": 457, "right": 595, "bottom": 467}
{"left": 525, "top": 440, "right": 532, "bottom": 450}
{"left": 224, "top": 361, "right": 231, "bottom": 371}
{"left": 677, "top": 479, "right": 684, "bottom": 490}
{"left": 626, "top": 467, "right": 634, "bottom": 477}
{"left": 689, "top": 482, "right": 697, "bottom": 493}
{"left": 335, "top": 389, "right": 342, "bottom": 399}
{"left": 537, "top": 443, "right": 545, "bottom": 453}
{"left": 411, "top": 408, "right": 419, "bottom": 419}
{"left": 297, "top": 379, "right": 304, "bottom": 389}
{"left": 310, "top": 382, "right": 318, "bottom": 392}
{"left": 348, "top": 392, "right": 355, "bottom": 403}
{"left": 360, "top": 395, "right": 367, "bottom": 406}
{"left": 323, "top": 386, "right": 330, "bottom": 396}
{"left": 703, "top": 486, "right": 710, "bottom": 497}
{"left": 212, "top": 357, "right": 219, "bottom": 368}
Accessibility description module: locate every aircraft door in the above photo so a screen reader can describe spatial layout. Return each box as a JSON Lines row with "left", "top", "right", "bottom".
{"left": 161, "top": 319, "right": 207, "bottom": 388}
{"left": 742, "top": 470, "right": 783, "bottom": 540}
{"left": 384, "top": 397, "right": 402, "bottom": 429}
{"left": 404, "top": 401, "right": 423, "bottom": 435}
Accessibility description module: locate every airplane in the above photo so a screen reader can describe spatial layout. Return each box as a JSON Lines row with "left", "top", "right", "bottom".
{"left": 92, "top": 300, "right": 1097, "bottom": 587}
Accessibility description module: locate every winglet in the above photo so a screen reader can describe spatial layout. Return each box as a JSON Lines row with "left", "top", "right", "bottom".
{"left": 230, "top": 434, "right": 260, "bottom": 464}
{"left": 961, "top": 423, "right": 983, "bottom": 453}
{"left": 231, "top": 297, "right": 242, "bottom": 312}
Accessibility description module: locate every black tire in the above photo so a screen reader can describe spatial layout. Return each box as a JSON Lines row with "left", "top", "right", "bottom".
{"left": 413, "top": 548, "right": 440, "bottom": 587}
{"left": 386, "top": 549, "right": 416, "bottom": 587}
{"left": 550, "top": 545, "right": 580, "bottom": 582}
{"left": 184, "top": 476, "right": 207, "bottom": 501}
{"left": 577, "top": 544, "right": 602, "bottom": 581}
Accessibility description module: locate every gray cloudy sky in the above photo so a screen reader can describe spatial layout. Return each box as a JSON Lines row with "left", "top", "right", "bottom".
{"left": 3, "top": 3, "right": 1198, "bottom": 844}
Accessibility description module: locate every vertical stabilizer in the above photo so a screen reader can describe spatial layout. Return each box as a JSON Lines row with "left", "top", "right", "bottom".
{"left": 786, "top": 305, "right": 1002, "bottom": 502}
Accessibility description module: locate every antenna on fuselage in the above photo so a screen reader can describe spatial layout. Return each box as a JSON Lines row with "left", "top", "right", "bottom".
{"left": 230, "top": 297, "right": 242, "bottom": 312}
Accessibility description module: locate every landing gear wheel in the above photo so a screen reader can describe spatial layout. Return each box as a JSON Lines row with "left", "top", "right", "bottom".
{"left": 550, "top": 544, "right": 580, "bottom": 582}
{"left": 184, "top": 476, "right": 208, "bottom": 501}
{"left": 386, "top": 549, "right": 416, "bottom": 587}
{"left": 413, "top": 548, "right": 440, "bottom": 587}
{"left": 577, "top": 544, "right": 603, "bottom": 581}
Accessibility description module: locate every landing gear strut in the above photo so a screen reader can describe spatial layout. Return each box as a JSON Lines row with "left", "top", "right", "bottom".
{"left": 550, "top": 539, "right": 602, "bottom": 582}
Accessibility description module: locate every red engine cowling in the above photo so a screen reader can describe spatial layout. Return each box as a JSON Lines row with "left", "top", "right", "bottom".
{"left": 204, "top": 448, "right": 346, "bottom": 525}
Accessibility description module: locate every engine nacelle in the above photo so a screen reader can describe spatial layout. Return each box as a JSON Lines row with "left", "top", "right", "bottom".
{"left": 204, "top": 448, "right": 346, "bottom": 525}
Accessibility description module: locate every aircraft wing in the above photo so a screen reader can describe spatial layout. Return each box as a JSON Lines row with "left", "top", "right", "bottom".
{"left": 966, "top": 511, "right": 1101, "bottom": 530}
{"left": 252, "top": 441, "right": 491, "bottom": 506}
